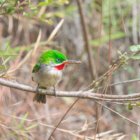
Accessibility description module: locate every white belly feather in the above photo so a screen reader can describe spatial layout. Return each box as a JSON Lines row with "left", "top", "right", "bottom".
{"left": 32, "top": 66, "right": 62, "bottom": 88}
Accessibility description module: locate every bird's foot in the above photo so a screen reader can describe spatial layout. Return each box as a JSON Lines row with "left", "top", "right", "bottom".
{"left": 36, "top": 86, "right": 46, "bottom": 93}
{"left": 36, "top": 85, "right": 40, "bottom": 93}
{"left": 53, "top": 86, "right": 57, "bottom": 97}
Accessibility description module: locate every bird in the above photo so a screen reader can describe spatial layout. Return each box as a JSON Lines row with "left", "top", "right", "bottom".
{"left": 32, "top": 49, "right": 81, "bottom": 103}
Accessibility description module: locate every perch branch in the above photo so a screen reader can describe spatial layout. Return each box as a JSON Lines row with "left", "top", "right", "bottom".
{"left": 1, "top": 78, "right": 140, "bottom": 102}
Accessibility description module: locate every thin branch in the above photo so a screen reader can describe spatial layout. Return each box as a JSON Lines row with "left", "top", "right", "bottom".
{"left": 108, "top": 0, "right": 112, "bottom": 64}
{"left": 96, "top": 101, "right": 139, "bottom": 126}
{"left": 48, "top": 98, "right": 79, "bottom": 140}
{"left": 47, "top": 19, "right": 64, "bottom": 42}
{"left": 2, "top": 113, "right": 122, "bottom": 140}
{"left": 1, "top": 78, "right": 140, "bottom": 102}
{"left": 76, "top": 0, "right": 96, "bottom": 79}
{"left": 108, "top": 78, "right": 140, "bottom": 87}
{"left": 76, "top": 0, "right": 99, "bottom": 136}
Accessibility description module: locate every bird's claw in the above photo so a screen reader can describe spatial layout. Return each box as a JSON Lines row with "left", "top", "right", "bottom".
{"left": 36, "top": 86, "right": 40, "bottom": 93}
{"left": 36, "top": 86, "right": 46, "bottom": 93}
{"left": 53, "top": 86, "right": 57, "bottom": 97}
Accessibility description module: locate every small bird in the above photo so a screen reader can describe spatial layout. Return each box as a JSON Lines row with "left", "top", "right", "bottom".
{"left": 32, "top": 49, "right": 81, "bottom": 103}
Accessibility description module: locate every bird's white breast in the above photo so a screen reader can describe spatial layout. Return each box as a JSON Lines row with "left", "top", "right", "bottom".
{"left": 32, "top": 65, "right": 62, "bottom": 88}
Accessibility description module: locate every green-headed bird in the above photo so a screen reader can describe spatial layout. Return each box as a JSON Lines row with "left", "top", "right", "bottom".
{"left": 32, "top": 50, "right": 81, "bottom": 103}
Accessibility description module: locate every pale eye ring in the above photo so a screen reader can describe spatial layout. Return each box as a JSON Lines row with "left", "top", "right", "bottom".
{"left": 56, "top": 58, "right": 61, "bottom": 63}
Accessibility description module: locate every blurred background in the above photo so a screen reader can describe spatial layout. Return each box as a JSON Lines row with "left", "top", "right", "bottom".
{"left": 0, "top": 0, "right": 140, "bottom": 139}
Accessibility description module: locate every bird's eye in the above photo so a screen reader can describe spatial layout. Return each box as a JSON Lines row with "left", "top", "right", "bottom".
{"left": 56, "top": 58, "right": 61, "bottom": 63}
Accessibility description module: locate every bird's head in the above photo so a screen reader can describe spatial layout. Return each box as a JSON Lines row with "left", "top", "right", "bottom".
{"left": 39, "top": 50, "right": 81, "bottom": 70}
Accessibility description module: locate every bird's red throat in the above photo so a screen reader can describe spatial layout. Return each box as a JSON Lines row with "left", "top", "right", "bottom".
{"left": 54, "top": 63, "right": 66, "bottom": 70}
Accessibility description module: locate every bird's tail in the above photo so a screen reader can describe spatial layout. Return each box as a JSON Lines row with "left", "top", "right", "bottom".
{"left": 33, "top": 94, "right": 46, "bottom": 103}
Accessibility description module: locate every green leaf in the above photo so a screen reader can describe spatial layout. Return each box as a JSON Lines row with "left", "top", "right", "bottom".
{"left": 130, "top": 55, "right": 140, "bottom": 60}
{"left": 129, "top": 45, "right": 140, "bottom": 52}
{"left": 128, "top": 103, "right": 133, "bottom": 110}
{"left": 129, "top": 45, "right": 140, "bottom": 60}
{"left": 26, "top": 123, "right": 38, "bottom": 130}
{"left": 90, "top": 32, "right": 125, "bottom": 46}
{"left": 0, "top": 51, "right": 17, "bottom": 57}
{"left": 18, "top": 113, "right": 28, "bottom": 129}
{"left": 136, "top": 102, "right": 140, "bottom": 106}
{"left": 0, "top": 0, "right": 5, "bottom": 4}
{"left": 58, "top": 0, "right": 69, "bottom": 4}
{"left": 131, "top": 134, "right": 138, "bottom": 140}
{"left": 64, "top": 5, "right": 76, "bottom": 16}
{"left": 0, "top": 65, "right": 6, "bottom": 71}
{"left": 38, "top": 0, "right": 53, "bottom": 7}
{"left": 123, "top": 65, "right": 134, "bottom": 73}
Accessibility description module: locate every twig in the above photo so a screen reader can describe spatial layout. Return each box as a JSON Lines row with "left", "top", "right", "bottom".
{"left": 2, "top": 113, "right": 121, "bottom": 140}
{"left": 47, "top": 19, "right": 64, "bottom": 42}
{"left": 76, "top": 0, "right": 96, "bottom": 79}
{"left": 108, "top": 0, "right": 112, "bottom": 64}
{"left": 32, "top": 29, "right": 42, "bottom": 56}
{"left": 76, "top": 0, "right": 99, "bottom": 136}
{"left": 96, "top": 101, "right": 139, "bottom": 126}
{"left": 48, "top": 98, "right": 79, "bottom": 140}
{"left": 107, "top": 78, "right": 140, "bottom": 87}
{"left": 87, "top": 52, "right": 128, "bottom": 90}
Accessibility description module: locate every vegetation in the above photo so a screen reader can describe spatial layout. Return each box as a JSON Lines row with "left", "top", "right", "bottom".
{"left": 0, "top": 0, "right": 140, "bottom": 139}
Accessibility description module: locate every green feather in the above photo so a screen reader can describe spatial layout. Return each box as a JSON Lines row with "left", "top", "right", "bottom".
{"left": 38, "top": 50, "right": 67, "bottom": 64}
{"left": 32, "top": 50, "right": 67, "bottom": 73}
{"left": 32, "top": 63, "right": 41, "bottom": 73}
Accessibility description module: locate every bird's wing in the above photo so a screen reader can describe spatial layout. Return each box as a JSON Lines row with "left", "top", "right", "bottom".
{"left": 32, "top": 51, "right": 48, "bottom": 73}
{"left": 32, "top": 63, "right": 41, "bottom": 73}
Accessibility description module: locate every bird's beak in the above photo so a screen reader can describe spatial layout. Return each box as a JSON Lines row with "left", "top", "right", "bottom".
{"left": 64, "top": 60, "right": 81, "bottom": 64}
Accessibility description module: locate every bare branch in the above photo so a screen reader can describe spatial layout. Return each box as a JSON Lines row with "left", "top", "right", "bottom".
{"left": 96, "top": 101, "right": 139, "bottom": 126}
{"left": 47, "top": 19, "right": 64, "bottom": 42}
{"left": 1, "top": 78, "right": 140, "bottom": 102}
{"left": 76, "top": 0, "right": 97, "bottom": 79}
